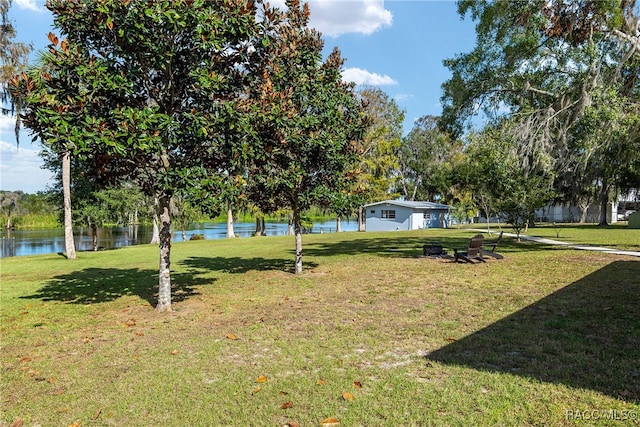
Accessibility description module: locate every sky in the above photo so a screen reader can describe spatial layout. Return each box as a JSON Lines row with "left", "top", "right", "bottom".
{"left": 0, "top": 0, "right": 477, "bottom": 193}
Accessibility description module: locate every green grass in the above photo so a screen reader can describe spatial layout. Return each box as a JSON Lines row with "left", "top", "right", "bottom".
{"left": 1, "top": 228, "right": 639, "bottom": 426}
{"left": 466, "top": 222, "right": 640, "bottom": 251}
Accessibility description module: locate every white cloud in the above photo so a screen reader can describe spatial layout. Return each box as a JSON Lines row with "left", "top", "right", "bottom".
{"left": 14, "top": 0, "right": 42, "bottom": 12}
{"left": 0, "top": 116, "right": 51, "bottom": 193}
{"left": 341, "top": 67, "right": 397, "bottom": 86}
{"left": 269, "top": 0, "right": 393, "bottom": 37}
{"left": 308, "top": 0, "right": 392, "bottom": 36}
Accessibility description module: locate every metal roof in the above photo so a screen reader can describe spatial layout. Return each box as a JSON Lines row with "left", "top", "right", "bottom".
{"left": 363, "top": 200, "right": 451, "bottom": 210}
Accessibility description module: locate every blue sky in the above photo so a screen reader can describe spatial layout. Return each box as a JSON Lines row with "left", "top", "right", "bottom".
{"left": 0, "top": 0, "right": 477, "bottom": 193}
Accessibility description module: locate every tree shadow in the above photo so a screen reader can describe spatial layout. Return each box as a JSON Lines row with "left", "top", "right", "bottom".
{"left": 21, "top": 267, "right": 213, "bottom": 307}
{"left": 302, "top": 234, "right": 544, "bottom": 259}
{"left": 179, "top": 255, "right": 316, "bottom": 274}
{"left": 427, "top": 260, "right": 640, "bottom": 403}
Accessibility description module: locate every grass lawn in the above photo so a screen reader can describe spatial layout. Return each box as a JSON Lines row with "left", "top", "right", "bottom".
{"left": 1, "top": 227, "right": 639, "bottom": 426}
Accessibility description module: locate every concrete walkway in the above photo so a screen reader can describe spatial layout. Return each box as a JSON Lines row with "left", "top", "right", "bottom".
{"left": 470, "top": 229, "right": 640, "bottom": 258}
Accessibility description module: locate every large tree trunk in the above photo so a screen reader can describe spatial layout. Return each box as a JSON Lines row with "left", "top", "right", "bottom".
{"left": 61, "top": 150, "right": 76, "bottom": 259}
{"left": 155, "top": 194, "right": 172, "bottom": 312}
{"left": 357, "top": 206, "right": 365, "bottom": 231}
{"left": 336, "top": 215, "right": 342, "bottom": 233}
{"left": 226, "top": 204, "right": 235, "bottom": 238}
{"left": 293, "top": 206, "right": 303, "bottom": 274}
{"left": 598, "top": 181, "right": 610, "bottom": 226}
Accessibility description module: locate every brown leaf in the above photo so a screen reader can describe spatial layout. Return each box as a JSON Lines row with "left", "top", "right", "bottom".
{"left": 226, "top": 333, "right": 239, "bottom": 340}
{"left": 317, "top": 378, "right": 326, "bottom": 385}
{"left": 284, "top": 422, "right": 299, "bottom": 427}
{"left": 68, "top": 422, "right": 81, "bottom": 427}
{"left": 320, "top": 418, "right": 339, "bottom": 426}
{"left": 9, "top": 418, "right": 23, "bottom": 427}
{"left": 256, "top": 375, "right": 268, "bottom": 383}
{"left": 446, "top": 337, "right": 457, "bottom": 342}
{"left": 281, "top": 401, "right": 293, "bottom": 409}
{"left": 342, "top": 391, "right": 354, "bottom": 401}
{"left": 170, "top": 349, "right": 179, "bottom": 355}
{"left": 18, "top": 357, "right": 32, "bottom": 363}
{"left": 48, "top": 377, "right": 56, "bottom": 383}
{"left": 353, "top": 380, "right": 363, "bottom": 389}
{"left": 279, "top": 391, "right": 289, "bottom": 396}
{"left": 48, "top": 32, "right": 59, "bottom": 46}
{"left": 251, "top": 387, "right": 262, "bottom": 395}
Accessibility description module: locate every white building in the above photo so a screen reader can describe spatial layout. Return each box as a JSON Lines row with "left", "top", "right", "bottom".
{"left": 364, "top": 200, "right": 451, "bottom": 231}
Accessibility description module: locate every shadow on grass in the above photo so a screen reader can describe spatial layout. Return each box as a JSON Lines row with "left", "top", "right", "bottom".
{"left": 302, "top": 234, "right": 555, "bottom": 259}
{"left": 179, "top": 256, "right": 316, "bottom": 274}
{"left": 427, "top": 260, "right": 640, "bottom": 403}
{"left": 22, "top": 267, "right": 213, "bottom": 307}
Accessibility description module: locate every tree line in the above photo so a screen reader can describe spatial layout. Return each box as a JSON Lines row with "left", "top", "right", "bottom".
{"left": 2, "top": 0, "right": 639, "bottom": 311}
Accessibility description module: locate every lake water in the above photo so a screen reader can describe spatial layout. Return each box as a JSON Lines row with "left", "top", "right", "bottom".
{"left": 0, "top": 219, "right": 357, "bottom": 258}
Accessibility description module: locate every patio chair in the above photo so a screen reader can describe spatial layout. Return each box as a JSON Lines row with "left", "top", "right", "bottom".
{"left": 481, "top": 231, "right": 504, "bottom": 259}
{"left": 453, "top": 234, "right": 486, "bottom": 263}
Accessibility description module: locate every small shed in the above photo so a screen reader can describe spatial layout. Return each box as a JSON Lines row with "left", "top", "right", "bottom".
{"left": 364, "top": 200, "right": 451, "bottom": 231}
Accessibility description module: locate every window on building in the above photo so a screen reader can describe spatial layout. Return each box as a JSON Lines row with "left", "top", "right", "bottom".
{"left": 381, "top": 209, "right": 396, "bottom": 219}
{"left": 370, "top": 210, "right": 375, "bottom": 214}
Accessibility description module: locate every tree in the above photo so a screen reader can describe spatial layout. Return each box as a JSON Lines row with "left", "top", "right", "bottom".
{"left": 1, "top": 0, "right": 31, "bottom": 143}
{"left": 248, "top": 0, "right": 367, "bottom": 273}
{"left": 13, "top": 0, "right": 278, "bottom": 311}
{"left": 441, "top": 0, "right": 640, "bottom": 225}
{"left": 0, "top": 190, "right": 23, "bottom": 229}
{"left": 355, "top": 87, "right": 404, "bottom": 230}
{"left": 464, "top": 123, "right": 555, "bottom": 240}
{"left": 396, "top": 115, "right": 462, "bottom": 202}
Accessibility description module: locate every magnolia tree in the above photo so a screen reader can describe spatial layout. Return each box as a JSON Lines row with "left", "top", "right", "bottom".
{"left": 247, "top": 0, "right": 368, "bottom": 273}
{"left": 13, "top": 0, "right": 281, "bottom": 311}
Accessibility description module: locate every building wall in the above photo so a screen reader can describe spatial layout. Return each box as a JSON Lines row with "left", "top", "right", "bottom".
{"left": 365, "top": 205, "right": 414, "bottom": 231}
{"left": 535, "top": 202, "right": 618, "bottom": 223}
{"left": 365, "top": 205, "right": 449, "bottom": 231}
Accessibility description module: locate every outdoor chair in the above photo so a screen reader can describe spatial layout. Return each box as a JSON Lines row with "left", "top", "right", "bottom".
{"left": 481, "top": 230, "right": 504, "bottom": 259}
{"left": 453, "top": 234, "right": 486, "bottom": 263}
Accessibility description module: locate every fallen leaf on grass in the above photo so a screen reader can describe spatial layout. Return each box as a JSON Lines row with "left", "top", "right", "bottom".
{"left": 18, "top": 357, "right": 32, "bottom": 364}
{"left": 226, "top": 333, "right": 239, "bottom": 340}
{"left": 281, "top": 401, "right": 293, "bottom": 409}
{"left": 317, "top": 379, "right": 326, "bottom": 385}
{"left": 251, "top": 387, "right": 262, "bottom": 395}
{"left": 68, "top": 422, "right": 81, "bottom": 427}
{"left": 170, "top": 349, "right": 179, "bottom": 355}
{"left": 446, "top": 337, "right": 457, "bottom": 342}
{"left": 353, "top": 380, "right": 363, "bottom": 388}
{"left": 124, "top": 319, "right": 136, "bottom": 327}
{"left": 48, "top": 377, "right": 56, "bottom": 383}
{"left": 279, "top": 391, "right": 289, "bottom": 396}
{"left": 342, "top": 391, "right": 354, "bottom": 401}
{"left": 283, "top": 421, "right": 299, "bottom": 427}
{"left": 9, "top": 418, "right": 23, "bottom": 427}
{"left": 320, "top": 418, "right": 339, "bottom": 426}
{"left": 256, "top": 375, "right": 269, "bottom": 383}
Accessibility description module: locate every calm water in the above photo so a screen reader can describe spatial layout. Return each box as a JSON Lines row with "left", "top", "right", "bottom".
{"left": 0, "top": 220, "right": 357, "bottom": 258}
